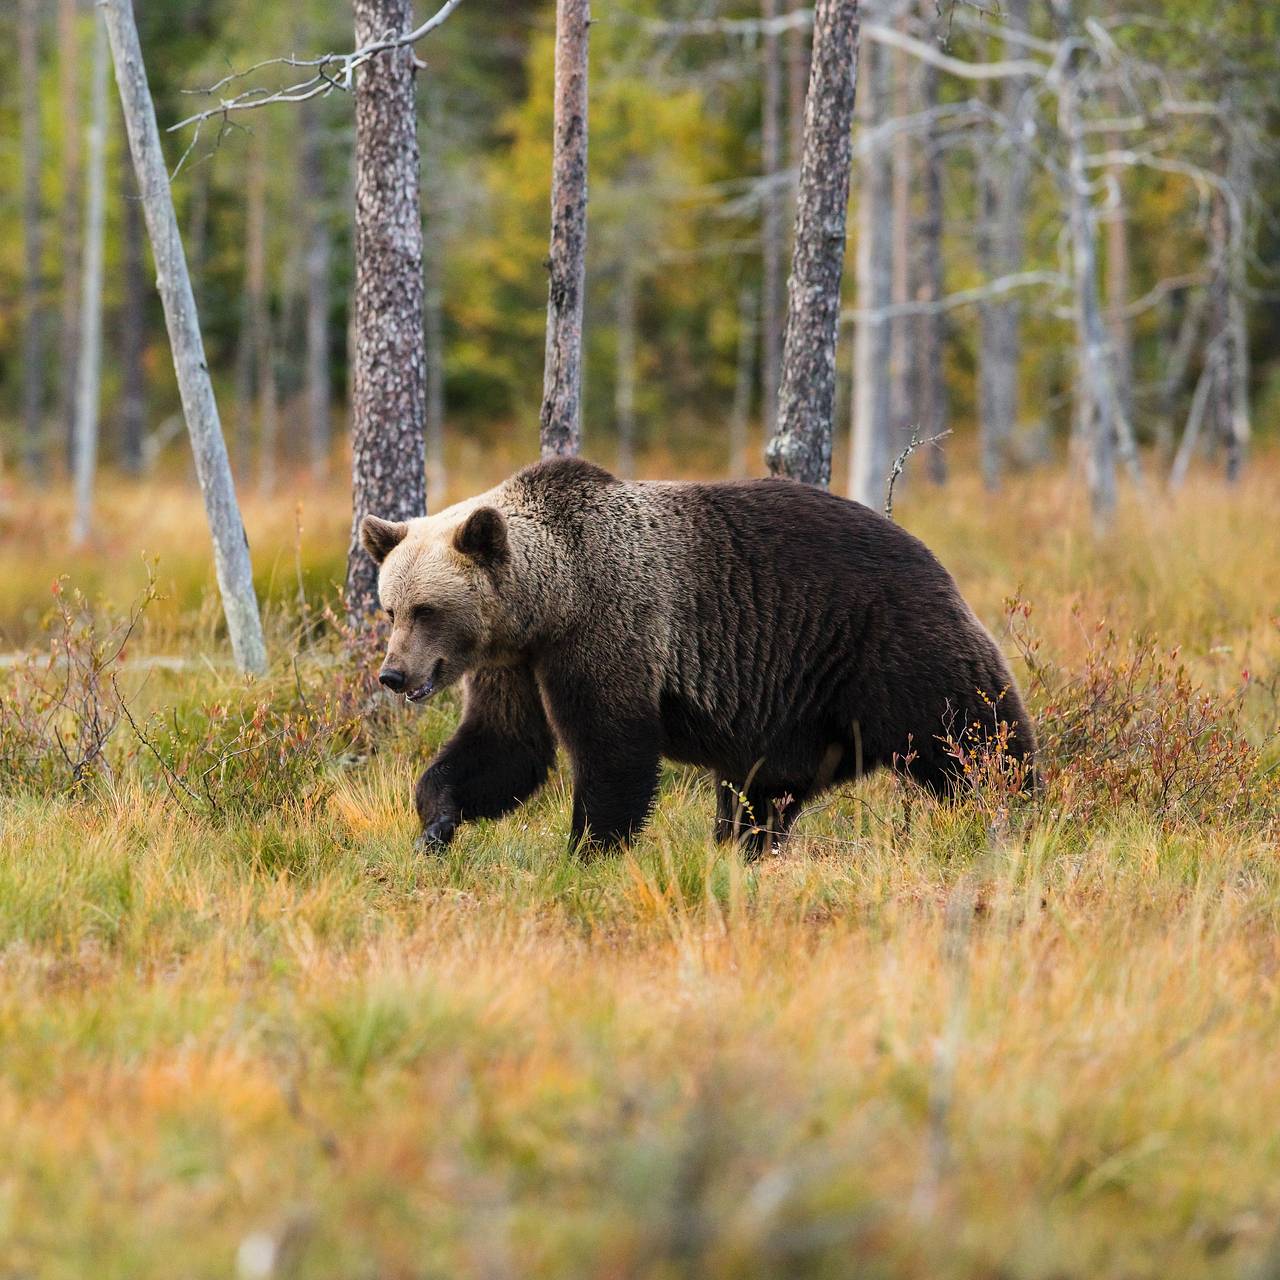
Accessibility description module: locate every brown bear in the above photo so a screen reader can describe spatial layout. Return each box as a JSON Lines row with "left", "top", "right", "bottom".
{"left": 361, "top": 457, "right": 1034, "bottom": 854}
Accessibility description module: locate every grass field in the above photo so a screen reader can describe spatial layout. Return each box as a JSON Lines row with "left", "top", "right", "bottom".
{"left": 2, "top": 455, "right": 1279, "bottom": 1279}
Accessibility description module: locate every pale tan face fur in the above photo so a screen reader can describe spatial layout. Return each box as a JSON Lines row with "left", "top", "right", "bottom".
{"left": 361, "top": 499, "right": 505, "bottom": 703}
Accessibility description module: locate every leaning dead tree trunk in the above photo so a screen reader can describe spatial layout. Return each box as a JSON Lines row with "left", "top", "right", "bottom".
{"left": 849, "top": 17, "right": 892, "bottom": 508}
{"left": 71, "top": 12, "right": 108, "bottom": 548}
{"left": 766, "top": 0, "right": 860, "bottom": 489}
{"left": 58, "top": 0, "right": 82, "bottom": 469}
{"left": 103, "top": 0, "right": 267, "bottom": 673}
{"left": 19, "top": 0, "right": 46, "bottom": 479}
{"left": 346, "top": 0, "right": 428, "bottom": 615}
{"left": 539, "top": 0, "right": 591, "bottom": 460}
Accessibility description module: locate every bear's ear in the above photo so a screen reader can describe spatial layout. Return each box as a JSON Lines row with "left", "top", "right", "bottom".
{"left": 361, "top": 515, "right": 409, "bottom": 565}
{"left": 453, "top": 506, "right": 508, "bottom": 567}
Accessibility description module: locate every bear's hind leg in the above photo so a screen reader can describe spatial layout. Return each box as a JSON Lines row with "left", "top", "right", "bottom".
{"left": 414, "top": 666, "right": 555, "bottom": 849}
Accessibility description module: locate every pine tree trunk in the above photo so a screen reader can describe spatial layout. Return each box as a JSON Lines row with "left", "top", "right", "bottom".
{"left": 119, "top": 136, "right": 148, "bottom": 476}
{"left": 71, "top": 11, "right": 108, "bottom": 547}
{"left": 20, "top": 0, "right": 46, "bottom": 479}
{"left": 539, "top": 0, "right": 590, "bottom": 460}
{"left": 917, "top": 1, "right": 948, "bottom": 484}
{"left": 759, "top": 0, "right": 784, "bottom": 442}
{"left": 849, "top": 21, "right": 892, "bottom": 508}
{"left": 346, "top": 0, "right": 427, "bottom": 616}
{"left": 300, "top": 97, "right": 333, "bottom": 482}
{"left": 766, "top": 0, "right": 860, "bottom": 489}
{"left": 103, "top": 0, "right": 266, "bottom": 672}
{"left": 58, "top": 0, "right": 82, "bottom": 471}
{"left": 423, "top": 84, "right": 447, "bottom": 499}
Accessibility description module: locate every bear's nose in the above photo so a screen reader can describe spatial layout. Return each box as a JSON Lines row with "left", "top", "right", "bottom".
{"left": 379, "top": 667, "right": 407, "bottom": 692}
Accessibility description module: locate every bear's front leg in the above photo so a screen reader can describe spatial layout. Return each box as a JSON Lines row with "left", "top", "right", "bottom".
{"left": 413, "top": 666, "right": 555, "bottom": 850}
{"left": 537, "top": 664, "right": 661, "bottom": 852}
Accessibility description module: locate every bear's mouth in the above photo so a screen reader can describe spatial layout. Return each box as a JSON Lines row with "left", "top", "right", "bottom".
{"left": 404, "top": 659, "right": 444, "bottom": 704}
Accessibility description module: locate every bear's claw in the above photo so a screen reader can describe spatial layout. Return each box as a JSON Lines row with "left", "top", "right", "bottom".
{"left": 415, "top": 816, "right": 457, "bottom": 852}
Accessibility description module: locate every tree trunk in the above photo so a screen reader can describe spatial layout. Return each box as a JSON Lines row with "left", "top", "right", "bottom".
{"left": 759, "top": 0, "right": 784, "bottom": 442}
{"left": 300, "top": 97, "right": 333, "bottom": 482}
{"left": 849, "top": 18, "right": 892, "bottom": 508}
{"left": 539, "top": 0, "right": 591, "bottom": 460}
{"left": 916, "top": 0, "right": 947, "bottom": 484}
{"left": 346, "top": 0, "right": 427, "bottom": 616}
{"left": 1218, "top": 107, "right": 1251, "bottom": 482}
{"left": 235, "top": 130, "right": 267, "bottom": 475}
{"left": 976, "top": 0, "right": 1030, "bottom": 491}
{"left": 119, "top": 130, "right": 148, "bottom": 476}
{"left": 103, "top": 0, "right": 267, "bottom": 673}
{"left": 613, "top": 255, "right": 639, "bottom": 477}
{"left": 1053, "top": 21, "right": 1117, "bottom": 529}
{"left": 423, "top": 84, "right": 447, "bottom": 499}
{"left": 19, "top": 0, "right": 46, "bottom": 479}
{"left": 766, "top": 0, "right": 860, "bottom": 489}
{"left": 730, "top": 286, "right": 757, "bottom": 479}
{"left": 58, "top": 0, "right": 82, "bottom": 471}
{"left": 71, "top": 12, "right": 108, "bottom": 547}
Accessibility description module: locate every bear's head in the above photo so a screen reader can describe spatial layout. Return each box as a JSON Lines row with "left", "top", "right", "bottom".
{"left": 361, "top": 504, "right": 510, "bottom": 703}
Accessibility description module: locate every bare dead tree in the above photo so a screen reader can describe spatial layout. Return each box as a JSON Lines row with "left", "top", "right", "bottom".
{"left": 540, "top": 0, "right": 591, "bottom": 460}
{"left": 103, "top": 0, "right": 267, "bottom": 673}
{"left": 19, "top": 0, "right": 46, "bottom": 480}
{"left": 766, "top": 0, "right": 860, "bottom": 488}
{"left": 346, "top": 0, "right": 428, "bottom": 614}
{"left": 71, "top": 11, "right": 108, "bottom": 548}
{"left": 849, "top": 15, "right": 893, "bottom": 507}
{"left": 759, "top": 0, "right": 785, "bottom": 442}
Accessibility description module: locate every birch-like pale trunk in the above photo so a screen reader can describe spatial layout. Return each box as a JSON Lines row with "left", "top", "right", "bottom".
{"left": 102, "top": 0, "right": 267, "bottom": 673}
{"left": 58, "top": 0, "right": 82, "bottom": 468}
{"left": 19, "top": 0, "right": 46, "bottom": 479}
{"left": 71, "top": 12, "right": 108, "bottom": 548}
{"left": 347, "top": 0, "right": 427, "bottom": 615}
{"left": 300, "top": 98, "right": 332, "bottom": 481}
{"left": 539, "top": 0, "right": 590, "bottom": 460}
{"left": 730, "top": 287, "right": 757, "bottom": 479}
{"left": 766, "top": 0, "right": 860, "bottom": 489}
{"left": 850, "top": 19, "right": 893, "bottom": 508}
{"left": 759, "top": 0, "right": 784, "bottom": 441}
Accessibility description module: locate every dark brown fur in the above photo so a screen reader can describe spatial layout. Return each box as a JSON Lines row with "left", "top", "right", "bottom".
{"left": 364, "top": 457, "right": 1035, "bottom": 854}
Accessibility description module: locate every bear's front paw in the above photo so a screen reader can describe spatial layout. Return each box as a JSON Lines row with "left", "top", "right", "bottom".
{"left": 415, "top": 815, "right": 457, "bottom": 852}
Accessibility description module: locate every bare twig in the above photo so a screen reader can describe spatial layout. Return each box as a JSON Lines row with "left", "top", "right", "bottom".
{"left": 884, "top": 428, "right": 952, "bottom": 520}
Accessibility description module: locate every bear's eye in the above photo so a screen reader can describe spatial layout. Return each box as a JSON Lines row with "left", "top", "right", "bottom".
{"left": 413, "top": 604, "right": 437, "bottom": 624}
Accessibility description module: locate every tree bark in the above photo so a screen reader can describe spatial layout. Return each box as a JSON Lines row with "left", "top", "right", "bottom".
{"left": 58, "top": 0, "right": 82, "bottom": 471}
{"left": 916, "top": 0, "right": 947, "bottom": 484}
{"left": 103, "top": 0, "right": 267, "bottom": 673}
{"left": 849, "top": 17, "right": 892, "bottom": 508}
{"left": 346, "top": 0, "right": 427, "bottom": 615}
{"left": 71, "top": 11, "right": 108, "bottom": 547}
{"left": 19, "top": 0, "right": 46, "bottom": 479}
{"left": 759, "top": 0, "right": 784, "bottom": 441}
{"left": 119, "top": 127, "right": 148, "bottom": 476}
{"left": 766, "top": 0, "right": 860, "bottom": 489}
{"left": 423, "top": 84, "right": 447, "bottom": 499}
{"left": 976, "top": 0, "right": 1030, "bottom": 491}
{"left": 300, "top": 97, "right": 333, "bottom": 482}
{"left": 539, "top": 0, "right": 591, "bottom": 460}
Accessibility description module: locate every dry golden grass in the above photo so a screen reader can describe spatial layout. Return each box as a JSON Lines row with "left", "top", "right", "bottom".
{"left": 1, "top": 450, "right": 1279, "bottom": 1278}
